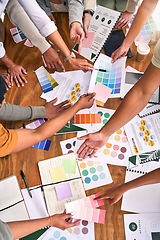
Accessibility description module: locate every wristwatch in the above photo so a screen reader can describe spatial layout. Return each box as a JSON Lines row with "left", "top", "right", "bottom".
{"left": 83, "top": 10, "right": 94, "bottom": 16}
{"left": 65, "top": 52, "right": 76, "bottom": 62}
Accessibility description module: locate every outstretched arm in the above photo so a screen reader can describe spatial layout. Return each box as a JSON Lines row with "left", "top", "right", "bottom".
{"left": 111, "top": 0, "right": 158, "bottom": 62}
{"left": 95, "top": 168, "right": 160, "bottom": 205}
{"left": 10, "top": 93, "right": 95, "bottom": 154}
{"left": 78, "top": 61, "right": 160, "bottom": 158}
{"left": 8, "top": 213, "right": 80, "bottom": 240}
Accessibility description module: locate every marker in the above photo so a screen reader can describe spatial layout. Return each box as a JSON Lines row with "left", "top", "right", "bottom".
{"left": 89, "top": 68, "right": 109, "bottom": 72}
{"left": 22, "top": 123, "right": 26, "bottom": 129}
{"left": 20, "top": 170, "right": 32, "bottom": 198}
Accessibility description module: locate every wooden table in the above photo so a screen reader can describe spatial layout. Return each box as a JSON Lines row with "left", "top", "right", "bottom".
{"left": 0, "top": 13, "right": 155, "bottom": 240}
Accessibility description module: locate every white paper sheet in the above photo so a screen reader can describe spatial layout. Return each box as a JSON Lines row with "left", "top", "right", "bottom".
{"left": 124, "top": 213, "right": 160, "bottom": 240}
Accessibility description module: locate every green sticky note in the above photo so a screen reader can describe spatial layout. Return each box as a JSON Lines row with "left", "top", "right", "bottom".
{"left": 62, "top": 159, "right": 77, "bottom": 174}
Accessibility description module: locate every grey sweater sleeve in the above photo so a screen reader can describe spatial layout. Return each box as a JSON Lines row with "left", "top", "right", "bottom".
{"left": 0, "top": 104, "right": 46, "bottom": 121}
{"left": 0, "top": 221, "right": 13, "bottom": 240}
{"left": 68, "top": 0, "right": 84, "bottom": 27}
{"left": 36, "top": 0, "right": 52, "bottom": 16}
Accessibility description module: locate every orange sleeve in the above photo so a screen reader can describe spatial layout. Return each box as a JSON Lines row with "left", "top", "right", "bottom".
{"left": 0, "top": 124, "right": 18, "bottom": 157}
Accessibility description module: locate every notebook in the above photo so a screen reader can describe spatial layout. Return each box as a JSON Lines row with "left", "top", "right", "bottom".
{"left": 38, "top": 153, "right": 86, "bottom": 215}
{"left": 0, "top": 175, "right": 29, "bottom": 222}
{"left": 73, "top": 5, "right": 121, "bottom": 62}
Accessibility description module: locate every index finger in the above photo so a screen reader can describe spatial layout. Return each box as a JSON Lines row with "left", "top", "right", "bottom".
{"left": 94, "top": 193, "right": 107, "bottom": 200}
{"left": 57, "top": 99, "right": 70, "bottom": 108}
{"left": 58, "top": 60, "right": 65, "bottom": 72}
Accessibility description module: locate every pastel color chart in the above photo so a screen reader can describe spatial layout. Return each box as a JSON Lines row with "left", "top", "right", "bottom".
{"left": 97, "top": 142, "right": 131, "bottom": 167}
{"left": 77, "top": 159, "right": 113, "bottom": 190}
{"left": 67, "top": 220, "right": 95, "bottom": 240}
{"left": 37, "top": 227, "right": 77, "bottom": 240}
{"left": 72, "top": 113, "right": 101, "bottom": 124}
{"left": 24, "top": 119, "right": 51, "bottom": 151}
{"left": 131, "top": 15, "right": 158, "bottom": 45}
{"left": 65, "top": 82, "right": 83, "bottom": 104}
{"left": 35, "top": 66, "right": 58, "bottom": 93}
{"left": 66, "top": 203, "right": 106, "bottom": 224}
{"left": 96, "top": 107, "right": 129, "bottom": 147}
{"left": 89, "top": 54, "right": 126, "bottom": 98}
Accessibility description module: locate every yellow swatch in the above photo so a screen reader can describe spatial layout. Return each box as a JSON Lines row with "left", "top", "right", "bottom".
{"left": 44, "top": 69, "right": 58, "bottom": 89}
{"left": 49, "top": 166, "right": 67, "bottom": 183}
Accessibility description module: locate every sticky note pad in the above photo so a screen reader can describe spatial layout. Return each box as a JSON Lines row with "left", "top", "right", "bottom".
{"left": 55, "top": 182, "right": 72, "bottom": 201}
{"left": 50, "top": 166, "right": 67, "bottom": 183}
{"left": 82, "top": 32, "right": 95, "bottom": 48}
{"left": 93, "top": 82, "right": 112, "bottom": 103}
{"left": 62, "top": 159, "right": 76, "bottom": 174}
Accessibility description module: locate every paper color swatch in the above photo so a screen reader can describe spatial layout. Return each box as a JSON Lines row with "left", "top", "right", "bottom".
{"left": 72, "top": 113, "right": 101, "bottom": 124}
{"left": 37, "top": 227, "right": 77, "bottom": 240}
{"left": 10, "top": 27, "right": 27, "bottom": 43}
{"left": 82, "top": 32, "right": 95, "bottom": 48}
{"left": 50, "top": 166, "right": 67, "bottom": 183}
{"left": 35, "top": 66, "right": 58, "bottom": 93}
{"left": 77, "top": 159, "right": 113, "bottom": 190}
{"left": 24, "top": 39, "right": 33, "bottom": 47}
{"left": 33, "top": 139, "right": 51, "bottom": 151}
{"left": 93, "top": 82, "right": 112, "bottom": 103}
{"left": 67, "top": 220, "right": 95, "bottom": 240}
{"left": 55, "top": 182, "right": 72, "bottom": 201}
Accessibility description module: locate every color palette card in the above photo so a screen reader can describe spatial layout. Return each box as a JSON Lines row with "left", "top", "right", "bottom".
{"left": 67, "top": 220, "right": 95, "bottom": 240}
{"left": 24, "top": 39, "right": 33, "bottom": 47}
{"left": 124, "top": 113, "right": 160, "bottom": 155}
{"left": 38, "top": 153, "right": 86, "bottom": 215}
{"left": 37, "top": 227, "right": 77, "bottom": 240}
{"left": 35, "top": 66, "right": 58, "bottom": 93}
{"left": 73, "top": 5, "right": 120, "bottom": 62}
{"left": 89, "top": 53, "right": 126, "bottom": 98}
{"left": 93, "top": 82, "right": 112, "bottom": 103}
{"left": 124, "top": 213, "right": 160, "bottom": 240}
{"left": 10, "top": 27, "right": 27, "bottom": 43}
{"left": 24, "top": 119, "right": 51, "bottom": 151}
{"left": 55, "top": 124, "right": 86, "bottom": 135}
{"left": 71, "top": 113, "right": 101, "bottom": 125}
{"left": 60, "top": 137, "right": 77, "bottom": 155}
{"left": 41, "top": 70, "right": 91, "bottom": 104}
{"left": 65, "top": 193, "right": 106, "bottom": 224}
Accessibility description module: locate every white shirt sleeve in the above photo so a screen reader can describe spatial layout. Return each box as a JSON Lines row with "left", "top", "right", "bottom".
{"left": 0, "top": 42, "right": 5, "bottom": 59}
{"left": 18, "top": 0, "right": 57, "bottom": 37}
{"left": 152, "top": 39, "right": 160, "bottom": 69}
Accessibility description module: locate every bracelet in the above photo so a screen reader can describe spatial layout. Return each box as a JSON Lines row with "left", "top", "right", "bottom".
{"left": 65, "top": 52, "right": 76, "bottom": 62}
{"left": 83, "top": 10, "right": 94, "bottom": 16}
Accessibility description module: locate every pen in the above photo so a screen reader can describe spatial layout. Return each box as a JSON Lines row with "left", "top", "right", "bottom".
{"left": 22, "top": 123, "right": 26, "bottom": 129}
{"left": 20, "top": 170, "right": 32, "bottom": 198}
{"left": 89, "top": 68, "right": 109, "bottom": 72}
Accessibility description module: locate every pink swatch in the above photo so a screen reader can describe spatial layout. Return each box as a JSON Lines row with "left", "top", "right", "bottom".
{"left": 82, "top": 32, "right": 95, "bottom": 48}
{"left": 42, "top": 55, "right": 47, "bottom": 67}
{"left": 10, "top": 27, "right": 18, "bottom": 34}
{"left": 24, "top": 39, "right": 33, "bottom": 47}
{"left": 93, "top": 82, "right": 112, "bottom": 103}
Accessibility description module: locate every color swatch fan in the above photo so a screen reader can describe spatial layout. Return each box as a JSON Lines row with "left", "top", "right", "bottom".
{"left": 35, "top": 66, "right": 58, "bottom": 93}
{"left": 89, "top": 54, "right": 126, "bottom": 98}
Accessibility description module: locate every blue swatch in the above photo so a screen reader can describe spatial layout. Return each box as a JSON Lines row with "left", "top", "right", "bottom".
{"left": 33, "top": 139, "right": 51, "bottom": 151}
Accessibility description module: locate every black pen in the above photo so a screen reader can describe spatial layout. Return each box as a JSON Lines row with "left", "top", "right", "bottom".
{"left": 89, "top": 67, "right": 109, "bottom": 72}
{"left": 20, "top": 170, "right": 32, "bottom": 198}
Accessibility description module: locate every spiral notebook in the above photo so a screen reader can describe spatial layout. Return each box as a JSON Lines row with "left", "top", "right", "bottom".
{"left": 138, "top": 103, "right": 160, "bottom": 118}
{"left": 73, "top": 5, "right": 121, "bottom": 62}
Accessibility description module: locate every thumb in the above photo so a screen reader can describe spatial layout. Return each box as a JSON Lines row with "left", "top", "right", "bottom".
{"left": 77, "top": 134, "right": 89, "bottom": 141}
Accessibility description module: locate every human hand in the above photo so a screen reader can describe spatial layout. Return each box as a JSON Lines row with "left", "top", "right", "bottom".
{"left": 43, "top": 47, "right": 65, "bottom": 71}
{"left": 7, "top": 64, "right": 27, "bottom": 87}
{"left": 94, "top": 185, "right": 126, "bottom": 205}
{"left": 0, "top": 71, "right": 11, "bottom": 90}
{"left": 45, "top": 98, "right": 72, "bottom": 119}
{"left": 83, "top": 13, "right": 92, "bottom": 38}
{"left": 115, "top": 11, "right": 133, "bottom": 29}
{"left": 68, "top": 58, "right": 93, "bottom": 72}
{"left": 76, "top": 92, "right": 95, "bottom": 111}
{"left": 70, "top": 22, "right": 85, "bottom": 53}
{"left": 50, "top": 213, "right": 80, "bottom": 230}
{"left": 77, "top": 131, "right": 108, "bottom": 159}
{"left": 111, "top": 44, "right": 130, "bottom": 63}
